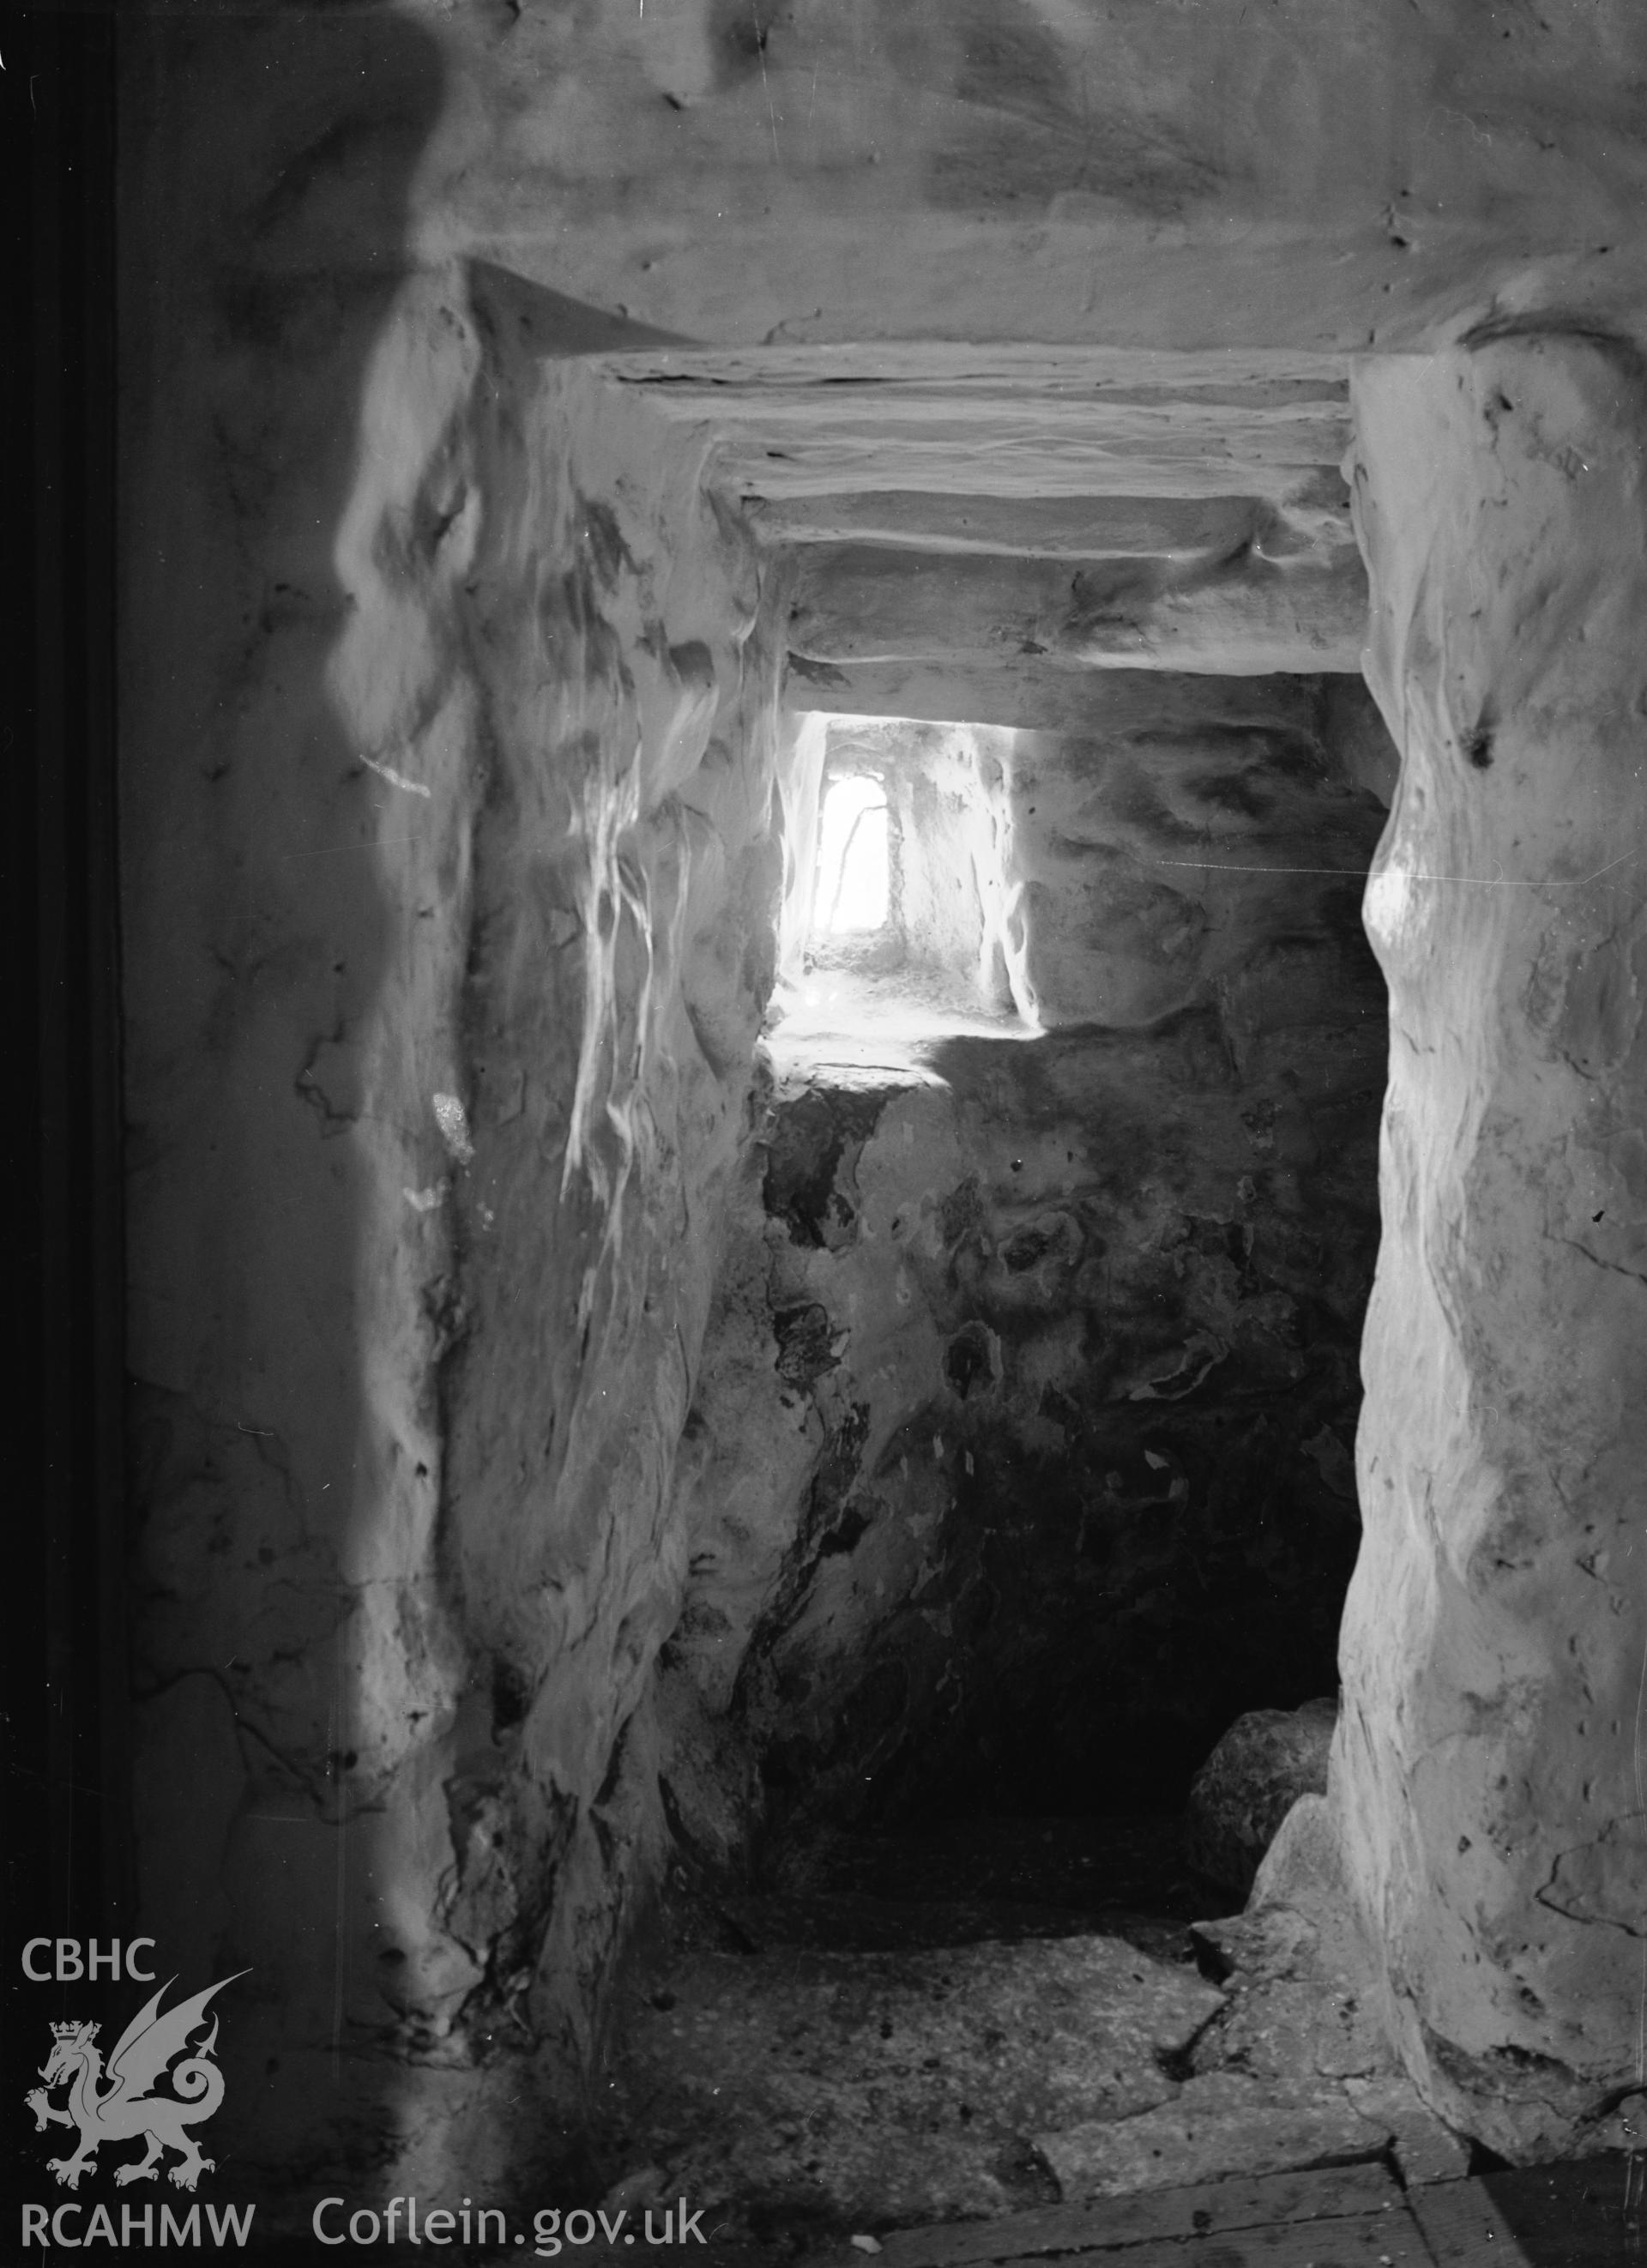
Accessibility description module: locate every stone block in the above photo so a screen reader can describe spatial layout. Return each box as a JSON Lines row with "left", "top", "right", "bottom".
{"left": 1185, "top": 1698, "right": 1337, "bottom": 1896}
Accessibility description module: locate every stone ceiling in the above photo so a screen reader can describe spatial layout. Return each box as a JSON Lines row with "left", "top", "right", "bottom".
{"left": 576, "top": 342, "right": 1365, "bottom": 709}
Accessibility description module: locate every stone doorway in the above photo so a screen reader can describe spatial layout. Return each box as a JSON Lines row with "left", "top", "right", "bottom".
{"left": 114, "top": 193, "right": 1647, "bottom": 2228}
{"left": 652, "top": 350, "right": 1396, "bottom": 1878}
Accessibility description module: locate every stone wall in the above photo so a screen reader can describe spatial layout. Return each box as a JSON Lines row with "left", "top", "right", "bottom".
{"left": 1336, "top": 331, "right": 1647, "bottom": 2159}
{"left": 410, "top": 0, "right": 1647, "bottom": 351}
{"left": 433, "top": 290, "right": 786, "bottom": 2111}
{"left": 121, "top": 20, "right": 788, "bottom": 2180}
{"left": 121, "top": 5, "right": 459, "bottom": 2188}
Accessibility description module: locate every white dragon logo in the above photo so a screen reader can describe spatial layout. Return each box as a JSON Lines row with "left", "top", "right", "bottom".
{"left": 25, "top": 1972, "right": 245, "bottom": 2193}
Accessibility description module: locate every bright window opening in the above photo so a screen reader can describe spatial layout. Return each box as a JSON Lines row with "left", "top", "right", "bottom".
{"left": 815, "top": 775, "right": 890, "bottom": 935}
{"left": 771, "top": 714, "right": 1036, "bottom": 1069}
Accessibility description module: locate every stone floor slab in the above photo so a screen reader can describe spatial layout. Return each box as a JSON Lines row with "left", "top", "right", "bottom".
{"left": 1037, "top": 2068, "right": 1389, "bottom": 2200}
{"left": 607, "top": 1934, "right": 1224, "bottom": 2227}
